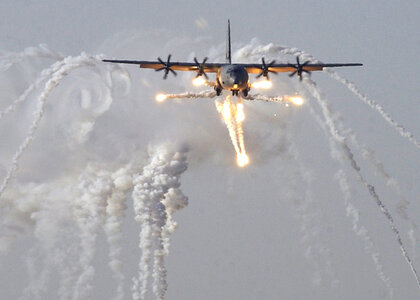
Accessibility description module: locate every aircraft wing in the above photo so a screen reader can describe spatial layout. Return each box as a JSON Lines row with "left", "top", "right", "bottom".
{"left": 102, "top": 59, "right": 223, "bottom": 73}
{"left": 243, "top": 63, "right": 363, "bottom": 74}
{"left": 103, "top": 59, "right": 362, "bottom": 75}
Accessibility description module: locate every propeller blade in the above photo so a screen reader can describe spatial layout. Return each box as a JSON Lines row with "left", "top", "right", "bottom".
{"left": 268, "top": 60, "right": 276, "bottom": 67}
{"left": 286, "top": 56, "right": 312, "bottom": 80}
{"left": 258, "top": 57, "right": 276, "bottom": 79}
{"left": 155, "top": 54, "right": 178, "bottom": 78}
{"left": 193, "top": 57, "right": 209, "bottom": 79}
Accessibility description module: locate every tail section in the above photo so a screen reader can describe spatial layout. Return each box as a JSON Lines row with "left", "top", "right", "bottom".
{"left": 226, "top": 20, "right": 232, "bottom": 64}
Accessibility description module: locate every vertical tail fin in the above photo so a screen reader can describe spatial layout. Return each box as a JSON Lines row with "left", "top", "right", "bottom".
{"left": 226, "top": 19, "right": 232, "bottom": 64}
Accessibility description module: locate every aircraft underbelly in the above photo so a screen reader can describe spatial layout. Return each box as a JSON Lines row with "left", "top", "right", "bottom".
{"left": 219, "top": 65, "right": 248, "bottom": 90}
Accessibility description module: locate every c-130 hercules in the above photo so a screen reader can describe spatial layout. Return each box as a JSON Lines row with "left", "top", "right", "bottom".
{"left": 103, "top": 20, "right": 362, "bottom": 97}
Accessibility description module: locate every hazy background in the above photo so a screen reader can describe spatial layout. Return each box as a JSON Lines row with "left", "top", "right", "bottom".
{"left": 1, "top": 1, "right": 420, "bottom": 299}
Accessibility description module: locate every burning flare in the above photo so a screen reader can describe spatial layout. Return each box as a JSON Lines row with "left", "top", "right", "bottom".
{"left": 222, "top": 101, "right": 232, "bottom": 120}
{"left": 215, "top": 95, "right": 249, "bottom": 167}
{"left": 236, "top": 102, "right": 245, "bottom": 122}
{"left": 251, "top": 79, "right": 272, "bottom": 89}
{"left": 155, "top": 93, "right": 168, "bottom": 102}
{"left": 192, "top": 76, "right": 206, "bottom": 86}
{"left": 288, "top": 96, "right": 304, "bottom": 106}
{"left": 237, "top": 153, "right": 249, "bottom": 167}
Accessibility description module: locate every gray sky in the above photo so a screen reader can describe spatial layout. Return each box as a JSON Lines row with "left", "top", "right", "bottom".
{"left": 0, "top": 1, "right": 420, "bottom": 299}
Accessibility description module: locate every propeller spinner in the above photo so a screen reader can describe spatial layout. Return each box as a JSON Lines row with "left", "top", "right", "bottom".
{"left": 193, "top": 57, "right": 209, "bottom": 79}
{"left": 288, "top": 56, "right": 311, "bottom": 81}
{"left": 256, "top": 57, "right": 277, "bottom": 79}
{"left": 156, "top": 55, "right": 177, "bottom": 79}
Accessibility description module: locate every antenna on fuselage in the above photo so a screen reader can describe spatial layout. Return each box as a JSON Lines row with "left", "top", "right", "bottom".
{"left": 226, "top": 19, "right": 232, "bottom": 64}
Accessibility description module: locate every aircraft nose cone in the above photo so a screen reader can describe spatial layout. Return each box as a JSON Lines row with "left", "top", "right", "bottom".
{"left": 233, "top": 74, "right": 242, "bottom": 85}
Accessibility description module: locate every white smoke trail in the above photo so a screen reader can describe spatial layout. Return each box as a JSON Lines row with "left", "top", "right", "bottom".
{"left": 0, "top": 59, "right": 67, "bottom": 120}
{"left": 341, "top": 122, "right": 419, "bottom": 260}
{"left": 152, "top": 146, "right": 188, "bottom": 300}
{"left": 304, "top": 78, "right": 420, "bottom": 290}
{"left": 21, "top": 248, "right": 39, "bottom": 300}
{"left": 235, "top": 42, "right": 292, "bottom": 62}
{"left": 164, "top": 90, "right": 217, "bottom": 100}
{"left": 3, "top": 165, "right": 130, "bottom": 300}
{"left": 71, "top": 167, "right": 114, "bottom": 300}
{"left": 0, "top": 49, "right": 130, "bottom": 299}
{"left": 408, "top": 226, "right": 418, "bottom": 264}
{"left": 326, "top": 69, "right": 420, "bottom": 150}
{"left": 337, "top": 115, "right": 419, "bottom": 255}
{"left": 0, "top": 53, "right": 108, "bottom": 199}
{"left": 288, "top": 143, "right": 339, "bottom": 287}
{"left": 0, "top": 182, "right": 50, "bottom": 255}
{"left": 0, "top": 180, "right": 79, "bottom": 300}
{"left": 161, "top": 187, "right": 188, "bottom": 255}
{"left": 132, "top": 144, "right": 189, "bottom": 300}
{"left": 345, "top": 130, "right": 409, "bottom": 217}
{"left": 262, "top": 43, "right": 420, "bottom": 153}
{"left": 274, "top": 44, "right": 420, "bottom": 282}
{"left": 250, "top": 43, "right": 416, "bottom": 221}
{"left": 335, "top": 169, "right": 394, "bottom": 296}
{"left": 301, "top": 85, "right": 394, "bottom": 295}
{"left": 132, "top": 176, "right": 154, "bottom": 300}
{"left": 21, "top": 170, "right": 132, "bottom": 300}
{"left": 21, "top": 247, "right": 51, "bottom": 300}
{"left": 237, "top": 41, "right": 418, "bottom": 292}
{"left": 151, "top": 202, "right": 168, "bottom": 300}
{"left": 245, "top": 93, "right": 287, "bottom": 104}
{"left": 0, "top": 44, "right": 64, "bottom": 72}
{"left": 104, "top": 166, "right": 133, "bottom": 300}
{"left": 366, "top": 183, "right": 420, "bottom": 290}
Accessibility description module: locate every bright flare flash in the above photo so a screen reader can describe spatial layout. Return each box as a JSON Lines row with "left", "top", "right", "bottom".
{"left": 192, "top": 76, "right": 206, "bottom": 86}
{"left": 237, "top": 153, "right": 249, "bottom": 167}
{"left": 216, "top": 96, "right": 250, "bottom": 167}
{"left": 251, "top": 80, "right": 272, "bottom": 89}
{"left": 236, "top": 103, "right": 245, "bottom": 122}
{"left": 222, "top": 101, "right": 231, "bottom": 119}
{"left": 289, "top": 96, "right": 304, "bottom": 106}
{"left": 155, "top": 93, "right": 168, "bottom": 102}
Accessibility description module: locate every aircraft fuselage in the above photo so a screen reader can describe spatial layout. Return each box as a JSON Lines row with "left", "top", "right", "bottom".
{"left": 217, "top": 64, "right": 249, "bottom": 96}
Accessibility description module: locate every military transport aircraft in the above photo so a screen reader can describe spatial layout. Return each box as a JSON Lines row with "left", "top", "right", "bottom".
{"left": 103, "top": 20, "right": 362, "bottom": 97}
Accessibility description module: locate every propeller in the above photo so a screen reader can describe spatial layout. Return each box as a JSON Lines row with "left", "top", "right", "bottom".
{"left": 288, "top": 56, "right": 311, "bottom": 81}
{"left": 193, "top": 57, "right": 209, "bottom": 79}
{"left": 156, "top": 54, "right": 177, "bottom": 79}
{"left": 256, "top": 57, "right": 277, "bottom": 79}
